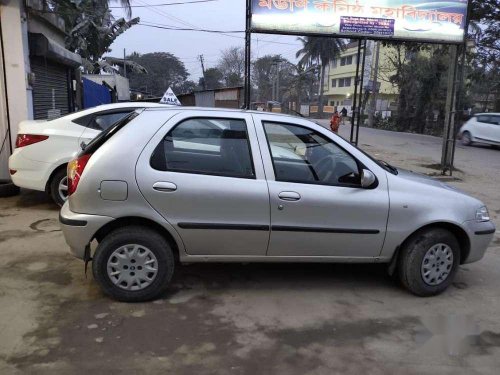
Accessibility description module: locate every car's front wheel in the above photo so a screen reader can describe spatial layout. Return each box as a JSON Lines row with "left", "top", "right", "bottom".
{"left": 92, "top": 226, "right": 175, "bottom": 302}
{"left": 398, "top": 228, "right": 460, "bottom": 297}
{"left": 461, "top": 131, "right": 473, "bottom": 146}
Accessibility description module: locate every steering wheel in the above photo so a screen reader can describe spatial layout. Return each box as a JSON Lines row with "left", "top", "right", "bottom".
{"left": 314, "top": 156, "right": 337, "bottom": 183}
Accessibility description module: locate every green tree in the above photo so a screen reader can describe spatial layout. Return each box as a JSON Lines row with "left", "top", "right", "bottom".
{"left": 41, "top": 1, "right": 140, "bottom": 73}
{"left": 200, "top": 68, "right": 224, "bottom": 90}
{"left": 126, "top": 52, "right": 190, "bottom": 96}
{"left": 466, "top": 0, "right": 499, "bottom": 111}
{"left": 217, "top": 47, "right": 245, "bottom": 87}
{"left": 296, "top": 37, "right": 344, "bottom": 116}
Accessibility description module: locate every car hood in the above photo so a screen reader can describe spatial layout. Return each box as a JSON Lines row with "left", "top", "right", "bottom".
{"left": 395, "top": 168, "right": 475, "bottom": 198}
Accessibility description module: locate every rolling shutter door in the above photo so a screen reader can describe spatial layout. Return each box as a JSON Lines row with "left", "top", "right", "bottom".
{"left": 31, "top": 57, "right": 70, "bottom": 120}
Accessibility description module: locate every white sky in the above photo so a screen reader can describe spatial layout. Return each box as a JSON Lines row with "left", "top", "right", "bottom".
{"left": 108, "top": 0, "right": 302, "bottom": 81}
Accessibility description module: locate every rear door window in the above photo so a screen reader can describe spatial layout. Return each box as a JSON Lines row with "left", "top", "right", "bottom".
{"left": 150, "top": 118, "right": 255, "bottom": 179}
{"left": 477, "top": 115, "right": 490, "bottom": 124}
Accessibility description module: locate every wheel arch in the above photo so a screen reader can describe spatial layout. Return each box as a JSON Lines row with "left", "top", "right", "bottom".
{"left": 396, "top": 222, "right": 471, "bottom": 265}
{"left": 45, "top": 163, "right": 68, "bottom": 193}
{"left": 92, "top": 216, "right": 181, "bottom": 262}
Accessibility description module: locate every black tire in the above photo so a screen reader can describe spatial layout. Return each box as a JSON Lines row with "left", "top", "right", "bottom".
{"left": 92, "top": 226, "right": 175, "bottom": 302}
{"left": 461, "top": 131, "right": 472, "bottom": 146}
{"left": 398, "top": 228, "right": 460, "bottom": 297}
{"left": 0, "top": 179, "right": 20, "bottom": 198}
{"left": 49, "top": 168, "right": 68, "bottom": 207}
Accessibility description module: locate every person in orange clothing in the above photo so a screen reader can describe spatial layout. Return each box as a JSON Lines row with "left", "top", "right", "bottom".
{"left": 330, "top": 110, "right": 341, "bottom": 133}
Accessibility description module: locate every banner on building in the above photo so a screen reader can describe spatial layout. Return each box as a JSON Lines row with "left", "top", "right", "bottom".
{"left": 250, "top": 0, "right": 469, "bottom": 44}
{"left": 160, "top": 87, "right": 182, "bottom": 106}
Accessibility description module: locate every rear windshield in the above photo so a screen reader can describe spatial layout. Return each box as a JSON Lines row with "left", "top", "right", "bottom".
{"left": 80, "top": 111, "right": 140, "bottom": 156}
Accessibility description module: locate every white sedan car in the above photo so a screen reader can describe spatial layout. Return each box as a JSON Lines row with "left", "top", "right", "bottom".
{"left": 459, "top": 113, "right": 500, "bottom": 147}
{"left": 9, "top": 102, "right": 167, "bottom": 205}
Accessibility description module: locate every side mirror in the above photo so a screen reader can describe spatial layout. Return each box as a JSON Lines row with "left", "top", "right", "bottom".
{"left": 361, "top": 169, "right": 376, "bottom": 188}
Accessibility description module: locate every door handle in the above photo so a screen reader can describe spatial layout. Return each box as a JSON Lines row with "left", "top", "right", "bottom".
{"left": 153, "top": 182, "right": 177, "bottom": 192}
{"left": 278, "top": 191, "right": 301, "bottom": 201}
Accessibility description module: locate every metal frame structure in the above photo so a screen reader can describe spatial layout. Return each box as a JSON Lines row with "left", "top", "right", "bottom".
{"left": 244, "top": 1, "right": 471, "bottom": 174}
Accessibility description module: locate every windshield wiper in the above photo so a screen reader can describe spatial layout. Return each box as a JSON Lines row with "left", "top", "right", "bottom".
{"left": 379, "top": 160, "right": 398, "bottom": 175}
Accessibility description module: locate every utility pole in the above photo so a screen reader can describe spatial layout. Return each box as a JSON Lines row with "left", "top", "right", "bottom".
{"left": 368, "top": 41, "right": 380, "bottom": 127}
{"left": 198, "top": 54, "right": 207, "bottom": 90}
{"left": 123, "top": 48, "right": 127, "bottom": 78}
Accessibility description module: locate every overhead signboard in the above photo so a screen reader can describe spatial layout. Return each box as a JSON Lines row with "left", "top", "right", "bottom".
{"left": 250, "top": 0, "right": 469, "bottom": 44}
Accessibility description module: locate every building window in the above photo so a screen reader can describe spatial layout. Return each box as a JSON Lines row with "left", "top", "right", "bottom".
{"left": 337, "top": 77, "right": 352, "bottom": 87}
{"left": 331, "top": 79, "right": 337, "bottom": 87}
{"left": 340, "top": 55, "right": 354, "bottom": 66}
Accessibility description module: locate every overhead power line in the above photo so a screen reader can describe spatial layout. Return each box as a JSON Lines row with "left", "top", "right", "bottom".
{"left": 139, "top": 22, "right": 243, "bottom": 33}
{"left": 109, "top": 0, "right": 218, "bottom": 8}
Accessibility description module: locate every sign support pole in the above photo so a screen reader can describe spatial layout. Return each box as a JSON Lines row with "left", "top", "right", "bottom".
{"left": 244, "top": 0, "right": 252, "bottom": 109}
{"left": 354, "top": 39, "right": 367, "bottom": 146}
{"left": 350, "top": 39, "right": 362, "bottom": 144}
{"left": 441, "top": 44, "right": 459, "bottom": 175}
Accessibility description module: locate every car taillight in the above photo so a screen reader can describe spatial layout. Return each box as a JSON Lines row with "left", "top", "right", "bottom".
{"left": 67, "top": 154, "right": 92, "bottom": 196}
{"left": 16, "top": 134, "right": 49, "bottom": 148}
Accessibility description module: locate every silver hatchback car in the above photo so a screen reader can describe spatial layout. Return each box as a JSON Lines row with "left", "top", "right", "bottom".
{"left": 60, "top": 107, "right": 495, "bottom": 301}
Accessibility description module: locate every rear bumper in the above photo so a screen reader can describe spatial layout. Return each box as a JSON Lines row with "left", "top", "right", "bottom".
{"left": 8, "top": 153, "right": 51, "bottom": 191}
{"left": 59, "top": 202, "right": 114, "bottom": 260}
{"left": 462, "top": 220, "right": 496, "bottom": 264}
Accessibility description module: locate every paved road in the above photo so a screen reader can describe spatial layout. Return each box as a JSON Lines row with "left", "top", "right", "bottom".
{"left": 0, "top": 126, "right": 499, "bottom": 374}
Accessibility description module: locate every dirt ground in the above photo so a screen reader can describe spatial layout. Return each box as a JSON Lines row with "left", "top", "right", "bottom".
{"left": 0, "top": 128, "right": 499, "bottom": 374}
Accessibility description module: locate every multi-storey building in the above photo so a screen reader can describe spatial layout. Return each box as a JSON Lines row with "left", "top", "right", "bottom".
{"left": 323, "top": 41, "right": 399, "bottom": 115}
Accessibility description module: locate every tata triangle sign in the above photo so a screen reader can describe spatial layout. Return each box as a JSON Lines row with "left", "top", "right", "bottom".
{"left": 160, "top": 87, "right": 182, "bottom": 105}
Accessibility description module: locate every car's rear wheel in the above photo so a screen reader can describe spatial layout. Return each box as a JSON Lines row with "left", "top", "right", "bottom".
{"left": 92, "top": 226, "right": 175, "bottom": 302}
{"left": 49, "top": 168, "right": 68, "bottom": 207}
{"left": 398, "top": 228, "right": 460, "bottom": 297}
{"left": 461, "top": 131, "right": 472, "bottom": 146}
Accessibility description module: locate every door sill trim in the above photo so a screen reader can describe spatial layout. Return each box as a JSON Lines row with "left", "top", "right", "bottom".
{"left": 180, "top": 255, "right": 390, "bottom": 263}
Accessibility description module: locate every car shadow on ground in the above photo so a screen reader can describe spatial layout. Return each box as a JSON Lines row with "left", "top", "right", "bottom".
{"left": 5, "top": 189, "right": 59, "bottom": 210}
{"left": 168, "top": 262, "right": 400, "bottom": 296}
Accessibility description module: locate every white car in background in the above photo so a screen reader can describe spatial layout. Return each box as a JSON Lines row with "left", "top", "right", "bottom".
{"left": 459, "top": 113, "right": 500, "bottom": 147}
{"left": 9, "top": 102, "right": 167, "bottom": 206}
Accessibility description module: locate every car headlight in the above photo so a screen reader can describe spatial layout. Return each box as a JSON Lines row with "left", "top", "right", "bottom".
{"left": 476, "top": 206, "right": 490, "bottom": 222}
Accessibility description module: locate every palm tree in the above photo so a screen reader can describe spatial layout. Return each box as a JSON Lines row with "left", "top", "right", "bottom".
{"left": 296, "top": 37, "right": 345, "bottom": 116}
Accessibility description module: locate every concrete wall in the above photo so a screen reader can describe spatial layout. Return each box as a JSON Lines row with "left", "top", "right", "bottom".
{"left": 0, "top": 0, "right": 32, "bottom": 179}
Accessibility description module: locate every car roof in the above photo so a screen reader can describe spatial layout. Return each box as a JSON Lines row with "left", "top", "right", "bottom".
{"left": 60, "top": 102, "right": 171, "bottom": 121}
{"left": 144, "top": 106, "right": 301, "bottom": 120}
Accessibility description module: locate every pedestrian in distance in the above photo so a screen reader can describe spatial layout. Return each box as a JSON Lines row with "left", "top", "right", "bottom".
{"left": 330, "top": 110, "right": 341, "bottom": 134}
{"left": 341, "top": 106, "right": 348, "bottom": 125}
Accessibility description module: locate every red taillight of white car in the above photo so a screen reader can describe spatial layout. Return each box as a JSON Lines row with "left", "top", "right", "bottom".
{"left": 15, "top": 134, "right": 49, "bottom": 148}
{"left": 67, "top": 154, "right": 92, "bottom": 196}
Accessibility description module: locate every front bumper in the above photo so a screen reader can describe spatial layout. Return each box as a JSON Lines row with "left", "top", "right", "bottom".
{"left": 59, "top": 202, "right": 114, "bottom": 260}
{"left": 462, "top": 219, "right": 496, "bottom": 264}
